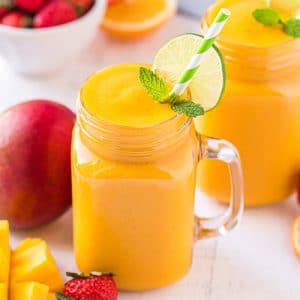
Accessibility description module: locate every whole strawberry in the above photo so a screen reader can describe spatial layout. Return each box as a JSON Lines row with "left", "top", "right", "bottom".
{"left": 15, "top": 0, "right": 47, "bottom": 13}
{"left": 0, "top": 0, "right": 14, "bottom": 18}
{"left": 1, "top": 11, "right": 32, "bottom": 27}
{"left": 55, "top": 272, "right": 118, "bottom": 300}
{"left": 34, "top": 0, "right": 78, "bottom": 28}
{"left": 70, "top": 0, "right": 94, "bottom": 15}
{"left": 0, "top": 7, "right": 9, "bottom": 18}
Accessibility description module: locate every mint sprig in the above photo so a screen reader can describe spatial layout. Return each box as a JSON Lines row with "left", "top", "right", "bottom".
{"left": 139, "top": 67, "right": 168, "bottom": 102}
{"left": 252, "top": 8, "right": 282, "bottom": 26}
{"left": 139, "top": 67, "right": 204, "bottom": 118}
{"left": 55, "top": 292, "right": 75, "bottom": 300}
{"left": 253, "top": 8, "right": 300, "bottom": 38}
{"left": 284, "top": 18, "right": 300, "bottom": 38}
{"left": 171, "top": 101, "right": 204, "bottom": 118}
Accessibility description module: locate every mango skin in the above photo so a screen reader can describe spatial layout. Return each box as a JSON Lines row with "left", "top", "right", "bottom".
{"left": 0, "top": 100, "right": 75, "bottom": 229}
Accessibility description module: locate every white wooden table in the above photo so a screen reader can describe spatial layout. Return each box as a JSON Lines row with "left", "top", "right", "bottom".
{"left": 0, "top": 14, "right": 299, "bottom": 300}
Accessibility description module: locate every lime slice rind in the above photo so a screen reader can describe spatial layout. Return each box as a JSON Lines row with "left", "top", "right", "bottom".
{"left": 152, "top": 33, "right": 226, "bottom": 112}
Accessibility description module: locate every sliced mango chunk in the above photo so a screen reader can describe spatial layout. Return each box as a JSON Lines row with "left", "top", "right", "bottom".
{"left": 11, "top": 240, "right": 64, "bottom": 292}
{"left": 0, "top": 220, "right": 10, "bottom": 300}
{"left": 13, "top": 238, "right": 41, "bottom": 256}
{"left": 0, "top": 247, "right": 10, "bottom": 283}
{"left": 48, "top": 292, "right": 57, "bottom": 300}
{"left": 12, "top": 239, "right": 45, "bottom": 266}
{"left": 0, "top": 283, "right": 8, "bottom": 300}
{"left": 0, "top": 221, "right": 10, "bottom": 251}
{"left": 11, "top": 282, "right": 49, "bottom": 300}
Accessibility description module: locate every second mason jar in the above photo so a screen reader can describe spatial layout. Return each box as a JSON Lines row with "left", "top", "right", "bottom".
{"left": 197, "top": 0, "right": 300, "bottom": 207}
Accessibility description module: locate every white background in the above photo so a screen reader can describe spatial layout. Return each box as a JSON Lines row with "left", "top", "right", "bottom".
{"left": 0, "top": 14, "right": 299, "bottom": 300}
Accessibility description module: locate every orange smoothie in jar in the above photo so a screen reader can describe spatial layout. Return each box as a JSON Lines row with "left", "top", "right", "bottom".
{"left": 72, "top": 64, "right": 199, "bottom": 290}
{"left": 197, "top": 0, "right": 300, "bottom": 206}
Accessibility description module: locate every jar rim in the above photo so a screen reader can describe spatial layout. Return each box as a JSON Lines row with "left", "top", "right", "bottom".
{"left": 79, "top": 94, "right": 187, "bottom": 130}
{"left": 201, "top": 14, "right": 300, "bottom": 52}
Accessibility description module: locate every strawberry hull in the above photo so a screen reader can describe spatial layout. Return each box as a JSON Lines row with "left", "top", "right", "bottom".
{"left": 1, "top": 11, "right": 32, "bottom": 28}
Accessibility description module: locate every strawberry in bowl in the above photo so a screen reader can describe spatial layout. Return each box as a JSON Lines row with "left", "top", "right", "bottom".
{"left": 0, "top": 0, "right": 106, "bottom": 76}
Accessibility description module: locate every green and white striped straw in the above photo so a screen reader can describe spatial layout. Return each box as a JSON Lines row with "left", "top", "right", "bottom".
{"left": 169, "top": 8, "right": 231, "bottom": 98}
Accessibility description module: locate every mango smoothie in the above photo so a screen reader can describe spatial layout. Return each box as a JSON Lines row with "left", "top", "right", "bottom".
{"left": 197, "top": 0, "right": 300, "bottom": 206}
{"left": 72, "top": 64, "right": 199, "bottom": 290}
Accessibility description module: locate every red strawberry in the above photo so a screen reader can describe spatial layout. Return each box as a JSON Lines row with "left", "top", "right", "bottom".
{"left": 0, "top": 7, "right": 10, "bottom": 18}
{"left": 1, "top": 11, "right": 32, "bottom": 27}
{"left": 55, "top": 272, "right": 118, "bottom": 300}
{"left": 33, "top": 0, "right": 78, "bottom": 28}
{"left": 70, "top": 0, "right": 94, "bottom": 15}
{"left": 0, "top": 0, "right": 14, "bottom": 18}
{"left": 15, "top": 0, "right": 47, "bottom": 13}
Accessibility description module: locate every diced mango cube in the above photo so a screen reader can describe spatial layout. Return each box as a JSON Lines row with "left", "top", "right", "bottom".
{"left": 0, "top": 221, "right": 10, "bottom": 285}
{"left": 12, "top": 239, "right": 44, "bottom": 266}
{"left": 47, "top": 292, "right": 57, "bottom": 300}
{"left": 13, "top": 238, "right": 42, "bottom": 256}
{"left": 0, "top": 221, "right": 10, "bottom": 255}
{"left": 0, "top": 283, "right": 8, "bottom": 300}
{"left": 10, "top": 282, "right": 49, "bottom": 300}
{"left": 11, "top": 240, "right": 64, "bottom": 292}
{"left": 0, "top": 248, "right": 10, "bottom": 284}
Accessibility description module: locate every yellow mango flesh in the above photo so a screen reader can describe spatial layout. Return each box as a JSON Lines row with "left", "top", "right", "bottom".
{"left": 0, "top": 283, "right": 8, "bottom": 300}
{"left": 13, "top": 238, "right": 42, "bottom": 256}
{"left": 12, "top": 239, "right": 45, "bottom": 266}
{"left": 47, "top": 292, "right": 57, "bottom": 300}
{"left": 10, "top": 282, "right": 49, "bottom": 300}
{"left": 0, "top": 221, "right": 10, "bottom": 300}
{"left": 11, "top": 240, "right": 64, "bottom": 292}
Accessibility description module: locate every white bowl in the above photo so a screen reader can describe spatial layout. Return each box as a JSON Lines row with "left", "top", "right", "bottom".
{"left": 0, "top": 0, "right": 106, "bottom": 76}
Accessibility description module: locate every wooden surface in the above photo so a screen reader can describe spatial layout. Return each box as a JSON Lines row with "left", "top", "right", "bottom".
{"left": 0, "top": 14, "right": 299, "bottom": 300}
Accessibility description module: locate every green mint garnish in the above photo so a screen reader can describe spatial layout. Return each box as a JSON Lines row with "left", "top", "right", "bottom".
{"left": 253, "top": 7, "right": 300, "bottom": 38}
{"left": 283, "top": 18, "right": 300, "bottom": 38}
{"left": 139, "top": 67, "right": 204, "bottom": 118}
{"left": 139, "top": 67, "right": 168, "bottom": 102}
{"left": 252, "top": 8, "right": 282, "bottom": 26}
{"left": 171, "top": 101, "right": 204, "bottom": 118}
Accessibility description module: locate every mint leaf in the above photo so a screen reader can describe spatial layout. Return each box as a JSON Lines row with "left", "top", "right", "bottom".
{"left": 171, "top": 101, "right": 204, "bottom": 118}
{"left": 284, "top": 18, "right": 300, "bottom": 38}
{"left": 139, "top": 67, "right": 168, "bottom": 102}
{"left": 139, "top": 67, "right": 206, "bottom": 118}
{"left": 55, "top": 292, "right": 75, "bottom": 300}
{"left": 252, "top": 8, "right": 282, "bottom": 26}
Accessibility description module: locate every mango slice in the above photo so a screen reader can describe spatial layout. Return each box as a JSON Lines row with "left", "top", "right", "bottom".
{"left": 0, "top": 283, "right": 8, "bottom": 300}
{"left": 11, "top": 240, "right": 64, "bottom": 292}
{"left": 0, "top": 221, "right": 10, "bottom": 300}
{"left": 13, "top": 238, "right": 41, "bottom": 256}
{"left": 47, "top": 292, "right": 57, "bottom": 300}
{"left": 12, "top": 239, "right": 44, "bottom": 266}
{"left": 11, "top": 282, "right": 49, "bottom": 300}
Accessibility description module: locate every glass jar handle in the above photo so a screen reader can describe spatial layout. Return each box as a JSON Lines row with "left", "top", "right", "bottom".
{"left": 195, "top": 135, "right": 244, "bottom": 239}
